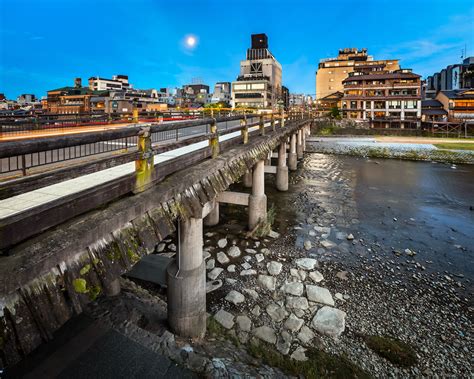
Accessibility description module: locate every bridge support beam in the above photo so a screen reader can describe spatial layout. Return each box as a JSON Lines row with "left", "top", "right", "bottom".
{"left": 297, "top": 129, "right": 304, "bottom": 160}
{"left": 302, "top": 127, "right": 307, "bottom": 153}
{"left": 289, "top": 133, "right": 297, "bottom": 171}
{"left": 243, "top": 170, "right": 253, "bottom": 188}
{"left": 167, "top": 216, "right": 206, "bottom": 338}
{"left": 276, "top": 142, "right": 288, "bottom": 191}
{"left": 248, "top": 160, "right": 267, "bottom": 230}
{"left": 204, "top": 200, "right": 219, "bottom": 226}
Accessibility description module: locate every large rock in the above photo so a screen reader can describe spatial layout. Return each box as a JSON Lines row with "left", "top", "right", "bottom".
{"left": 276, "top": 330, "right": 292, "bottom": 355}
{"left": 290, "top": 346, "right": 308, "bottom": 361}
{"left": 306, "top": 285, "right": 334, "bottom": 306}
{"left": 266, "top": 303, "right": 289, "bottom": 322}
{"left": 286, "top": 296, "right": 309, "bottom": 310}
{"left": 227, "top": 246, "right": 241, "bottom": 258}
{"left": 214, "top": 309, "right": 234, "bottom": 329}
{"left": 208, "top": 267, "right": 224, "bottom": 280}
{"left": 243, "top": 288, "right": 259, "bottom": 300}
{"left": 206, "top": 259, "right": 215, "bottom": 270}
{"left": 303, "top": 240, "right": 312, "bottom": 251}
{"left": 267, "top": 261, "right": 283, "bottom": 276}
{"left": 216, "top": 252, "right": 230, "bottom": 265}
{"left": 206, "top": 280, "right": 222, "bottom": 293}
{"left": 281, "top": 282, "right": 304, "bottom": 296}
{"left": 240, "top": 269, "right": 257, "bottom": 276}
{"left": 311, "top": 306, "right": 346, "bottom": 339}
{"left": 236, "top": 315, "right": 252, "bottom": 332}
{"left": 309, "top": 271, "right": 324, "bottom": 283}
{"left": 284, "top": 314, "right": 304, "bottom": 332}
{"left": 258, "top": 275, "right": 276, "bottom": 291}
{"left": 225, "top": 290, "right": 245, "bottom": 305}
{"left": 217, "top": 238, "right": 228, "bottom": 248}
{"left": 253, "top": 326, "right": 277, "bottom": 344}
{"left": 297, "top": 325, "right": 315, "bottom": 345}
{"left": 295, "top": 258, "right": 318, "bottom": 270}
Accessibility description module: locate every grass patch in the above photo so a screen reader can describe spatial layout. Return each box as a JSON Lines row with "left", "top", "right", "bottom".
{"left": 248, "top": 340, "right": 370, "bottom": 379}
{"left": 207, "top": 317, "right": 240, "bottom": 347}
{"left": 434, "top": 143, "right": 474, "bottom": 151}
{"left": 365, "top": 336, "right": 417, "bottom": 367}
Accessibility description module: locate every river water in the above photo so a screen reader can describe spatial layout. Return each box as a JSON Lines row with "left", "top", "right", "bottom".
{"left": 271, "top": 153, "right": 474, "bottom": 286}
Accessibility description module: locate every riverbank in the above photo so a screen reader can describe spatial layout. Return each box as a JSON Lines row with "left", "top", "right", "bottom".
{"left": 307, "top": 136, "right": 474, "bottom": 164}
{"left": 79, "top": 154, "right": 473, "bottom": 378}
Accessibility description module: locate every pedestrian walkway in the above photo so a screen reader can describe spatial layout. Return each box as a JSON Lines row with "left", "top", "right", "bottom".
{"left": 0, "top": 124, "right": 264, "bottom": 220}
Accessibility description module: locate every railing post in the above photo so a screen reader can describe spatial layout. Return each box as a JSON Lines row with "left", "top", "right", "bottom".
{"left": 259, "top": 114, "right": 265, "bottom": 136}
{"left": 241, "top": 115, "right": 248, "bottom": 144}
{"left": 209, "top": 118, "right": 219, "bottom": 158}
{"left": 133, "top": 108, "right": 139, "bottom": 123}
{"left": 134, "top": 126, "right": 154, "bottom": 193}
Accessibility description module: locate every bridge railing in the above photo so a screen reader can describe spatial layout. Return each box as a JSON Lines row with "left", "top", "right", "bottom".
{"left": 0, "top": 111, "right": 313, "bottom": 198}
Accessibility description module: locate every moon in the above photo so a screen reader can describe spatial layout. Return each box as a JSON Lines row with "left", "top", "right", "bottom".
{"left": 186, "top": 36, "right": 196, "bottom": 47}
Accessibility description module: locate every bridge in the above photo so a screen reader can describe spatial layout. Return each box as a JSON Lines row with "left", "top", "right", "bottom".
{"left": 0, "top": 111, "right": 312, "bottom": 366}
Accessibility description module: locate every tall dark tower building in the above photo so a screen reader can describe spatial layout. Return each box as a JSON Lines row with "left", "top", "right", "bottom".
{"left": 251, "top": 33, "right": 268, "bottom": 49}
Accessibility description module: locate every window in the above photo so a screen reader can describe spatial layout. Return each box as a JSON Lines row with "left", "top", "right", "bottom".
{"left": 234, "top": 84, "right": 247, "bottom": 90}
{"left": 404, "top": 100, "right": 417, "bottom": 109}
{"left": 350, "top": 101, "right": 357, "bottom": 109}
{"left": 329, "top": 78, "right": 334, "bottom": 82}
{"left": 388, "top": 100, "right": 401, "bottom": 109}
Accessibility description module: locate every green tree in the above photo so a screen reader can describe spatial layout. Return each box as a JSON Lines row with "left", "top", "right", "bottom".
{"left": 329, "top": 106, "right": 341, "bottom": 119}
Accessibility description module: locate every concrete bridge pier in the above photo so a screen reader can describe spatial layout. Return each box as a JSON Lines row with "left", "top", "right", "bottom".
{"left": 167, "top": 215, "right": 206, "bottom": 338}
{"left": 248, "top": 160, "right": 267, "bottom": 230}
{"left": 204, "top": 199, "right": 219, "bottom": 226}
{"left": 297, "top": 129, "right": 304, "bottom": 159}
{"left": 243, "top": 170, "right": 253, "bottom": 188}
{"left": 276, "top": 141, "right": 288, "bottom": 191}
{"left": 289, "top": 133, "right": 298, "bottom": 171}
{"left": 302, "top": 127, "right": 307, "bottom": 153}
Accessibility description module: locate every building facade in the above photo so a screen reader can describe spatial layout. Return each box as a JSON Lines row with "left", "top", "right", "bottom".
{"left": 435, "top": 89, "right": 474, "bottom": 121}
{"left": 316, "top": 48, "right": 400, "bottom": 100}
{"left": 341, "top": 69, "right": 422, "bottom": 128}
{"left": 425, "top": 57, "right": 474, "bottom": 99}
{"left": 231, "top": 33, "right": 282, "bottom": 109}
{"left": 211, "top": 82, "right": 231, "bottom": 104}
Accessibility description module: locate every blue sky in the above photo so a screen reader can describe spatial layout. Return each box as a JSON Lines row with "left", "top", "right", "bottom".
{"left": 0, "top": 0, "right": 473, "bottom": 99}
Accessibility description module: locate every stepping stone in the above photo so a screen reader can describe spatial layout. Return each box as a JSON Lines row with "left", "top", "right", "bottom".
{"left": 225, "top": 290, "right": 245, "bottom": 305}
{"left": 227, "top": 264, "right": 236, "bottom": 273}
{"left": 255, "top": 253, "right": 265, "bottom": 262}
{"left": 217, "top": 238, "right": 228, "bottom": 248}
{"left": 311, "top": 306, "right": 346, "bottom": 339}
{"left": 217, "top": 252, "right": 230, "bottom": 265}
{"left": 227, "top": 246, "right": 241, "bottom": 258}
{"left": 245, "top": 248, "right": 257, "bottom": 254}
{"left": 251, "top": 305, "right": 261, "bottom": 317}
{"left": 243, "top": 255, "right": 252, "bottom": 262}
{"left": 241, "top": 262, "right": 252, "bottom": 270}
{"left": 206, "top": 259, "right": 215, "bottom": 270}
{"left": 309, "top": 271, "right": 324, "bottom": 283}
{"left": 253, "top": 326, "right": 277, "bottom": 344}
{"left": 297, "top": 325, "right": 315, "bottom": 345}
{"left": 267, "top": 261, "right": 283, "bottom": 276}
{"left": 243, "top": 288, "right": 259, "bottom": 300}
{"left": 268, "top": 230, "right": 280, "bottom": 239}
{"left": 240, "top": 269, "right": 257, "bottom": 276}
{"left": 284, "top": 313, "right": 304, "bottom": 332}
{"left": 306, "top": 285, "right": 334, "bottom": 306}
{"left": 236, "top": 315, "right": 252, "bottom": 332}
{"left": 304, "top": 240, "right": 312, "bottom": 250}
{"left": 286, "top": 296, "right": 309, "bottom": 310}
{"left": 295, "top": 258, "right": 318, "bottom": 270}
{"left": 281, "top": 282, "right": 304, "bottom": 296}
{"left": 290, "top": 346, "right": 308, "bottom": 361}
{"left": 214, "top": 309, "right": 234, "bottom": 329}
{"left": 321, "top": 240, "right": 336, "bottom": 249}
{"left": 266, "top": 303, "right": 288, "bottom": 322}
{"left": 276, "top": 331, "right": 292, "bottom": 355}
{"left": 206, "top": 280, "right": 223, "bottom": 293}
{"left": 260, "top": 248, "right": 271, "bottom": 255}
{"left": 258, "top": 275, "right": 276, "bottom": 291}
{"left": 208, "top": 268, "right": 224, "bottom": 280}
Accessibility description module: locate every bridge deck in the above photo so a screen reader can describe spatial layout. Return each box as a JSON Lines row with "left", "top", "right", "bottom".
{"left": 0, "top": 125, "right": 262, "bottom": 220}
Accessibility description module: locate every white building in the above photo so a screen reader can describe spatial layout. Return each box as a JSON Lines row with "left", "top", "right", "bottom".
{"left": 231, "top": 34, "right": 282, "bottom": 109}
{"left": 88, "top": 75, "right": 131, "bottom": 91}
{"left": 211, "top": 82, "right": 231, "bottom": 104}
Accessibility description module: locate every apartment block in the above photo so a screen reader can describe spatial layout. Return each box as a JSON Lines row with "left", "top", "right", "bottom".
{"left": 316, "top": 48, "right": 399, "bottom": 100}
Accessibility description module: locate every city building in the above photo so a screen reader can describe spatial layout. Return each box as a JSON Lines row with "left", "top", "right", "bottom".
{"left": 435, "top": 89, "right": 474, "bottom": 121}
{"left": 316, "top": 48, "right": 400, "bottom": 100}
{"left": 425, "top": 57, "right": 474, "bottom": 99}
{"left": 341, "top": 68, "right": 422, "bottom": 128}
{"left": 231, "top": 33, "right": 282, "bottom": 109}
{"left": 182, "top": 84, "right": 210, "bottom": 105}
{"left": 211, "top": 82, "right": 231, "bottom": 104}
{"left": 421, "top": 99, "right": 447, "bottom": 122}
{"left": 16, "top": 94, "right": 37, "bottom": 104}
{"left": 88, "top": 75, "right": 131, "bottom": 91}
{"left": 316, "top": 91, "right": 343, "bottom": 115}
